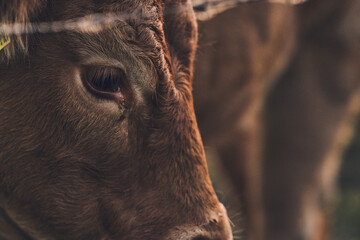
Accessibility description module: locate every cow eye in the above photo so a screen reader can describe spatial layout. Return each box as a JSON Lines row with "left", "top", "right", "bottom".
{"left": 81, "top": 66, "right": 128, "bottom": 103}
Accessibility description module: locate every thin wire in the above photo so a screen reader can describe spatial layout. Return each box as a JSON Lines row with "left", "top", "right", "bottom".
{"left": 193, "top": 0, "right": 261, "bottom": 12}
{"left": 0, "top": 0, "right": 306, "bottom": 35}
{"left": 194, "top": 0, "right": 262, "bottom": 20}
{"left": 194, "top": 0, "right": 306, "bottom": 20}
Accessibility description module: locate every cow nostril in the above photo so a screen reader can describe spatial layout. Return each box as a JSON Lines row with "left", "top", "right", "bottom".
{"left": 168, "top": 204, "right": 232, "bottom": 240}
{"left": 209, "top": 218, "right": 218, "bottom": 224}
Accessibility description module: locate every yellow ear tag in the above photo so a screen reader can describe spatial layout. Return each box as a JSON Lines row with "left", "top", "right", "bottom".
{"left": 0, "top": 35, "right": 11, "bottom": 51}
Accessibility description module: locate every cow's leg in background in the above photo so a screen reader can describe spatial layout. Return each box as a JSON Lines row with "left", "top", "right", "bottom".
{"left": 263, "top": 0, "right": 360, "bottom": 239}
{"left": 194, "top": 3, "right": 295, "bottom": 239}
{"left": 195, "top": 0, "right": 360, "bottom": 239}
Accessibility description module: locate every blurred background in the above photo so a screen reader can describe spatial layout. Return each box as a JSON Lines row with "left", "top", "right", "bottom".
{"left": 192, "top": 0, "right": 360, "bottom": 239}
{"left": 335, "top": 124, "right": 360, "bottom": 240}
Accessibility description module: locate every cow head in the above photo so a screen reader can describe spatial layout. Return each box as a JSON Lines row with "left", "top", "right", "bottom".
{"left": 0, "top": 0, "right": 232, "bottom": 239}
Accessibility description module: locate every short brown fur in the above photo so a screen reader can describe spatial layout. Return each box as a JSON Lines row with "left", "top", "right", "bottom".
{"left": 0, "top": 0, "right": 232, "bottom": 239}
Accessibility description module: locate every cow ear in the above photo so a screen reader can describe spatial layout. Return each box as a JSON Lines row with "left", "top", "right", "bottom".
{"left": 194, "top": 0, "right": 308, "bottom": 21}
{"left": 162, "top": 0, "right": 198, "bottom": 82}
{"left": 0, "top": 0, "right": 46, "bottom": 63}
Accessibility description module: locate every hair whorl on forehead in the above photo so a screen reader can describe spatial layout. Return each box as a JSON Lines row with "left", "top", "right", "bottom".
{"left": 0, "top": 0, "right": 46, "bottom": 63}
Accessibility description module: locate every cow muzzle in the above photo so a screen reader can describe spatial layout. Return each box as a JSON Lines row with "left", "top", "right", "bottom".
{"left": 166, "top": 204, "right": 233, "bottom": 240}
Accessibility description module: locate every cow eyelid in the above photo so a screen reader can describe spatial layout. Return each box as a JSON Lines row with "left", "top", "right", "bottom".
{"left": 80, "top": 66, "right": 128, "bottom": 104}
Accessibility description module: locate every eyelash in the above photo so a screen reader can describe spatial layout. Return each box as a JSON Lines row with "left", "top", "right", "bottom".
{"left": 86, "top": 67, "right": 124, "bottom": 93}
{"left": 81, "top": 66, "right": 129, "bottom": 106}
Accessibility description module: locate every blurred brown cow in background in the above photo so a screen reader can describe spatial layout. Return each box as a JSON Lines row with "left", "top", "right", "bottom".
{"left": 193, "top": 0, "right": 360, "bottom": 239}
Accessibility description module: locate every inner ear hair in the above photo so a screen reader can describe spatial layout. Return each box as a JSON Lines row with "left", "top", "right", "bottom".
{"left": 0, "top": 0, "right": 46, "bottom": 63}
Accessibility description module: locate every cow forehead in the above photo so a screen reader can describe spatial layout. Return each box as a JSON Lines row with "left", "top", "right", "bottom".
{"left": 45, "top": 0, "right": 165, "bottom": 56}
{"left": 0, "top": 0, "right": 166, "bottom": 63}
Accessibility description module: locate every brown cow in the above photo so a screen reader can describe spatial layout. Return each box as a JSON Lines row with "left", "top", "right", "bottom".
{"left": 194, "top": 0, "right": 360, "bottom": 239}
{"left": 264, "top": 1, "right": 360, "bottom": 239}
{"left": 0, "top": 1, "right": 232, "bottom": 239}
{"left": 194, "top": 2, "right": 295, "bottom": 239}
